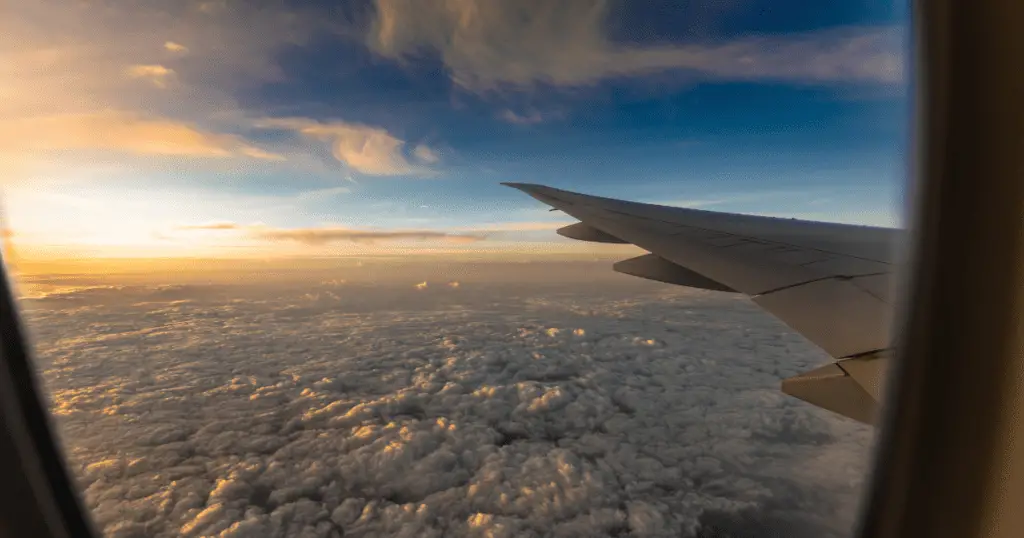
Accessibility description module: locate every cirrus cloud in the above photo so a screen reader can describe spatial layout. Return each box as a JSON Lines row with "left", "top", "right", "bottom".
{"left": 368, "top": 0, "right": 904, "bottom": 92}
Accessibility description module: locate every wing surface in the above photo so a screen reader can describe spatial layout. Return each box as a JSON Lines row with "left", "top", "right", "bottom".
{"left": 504, "top": 182, "right": 901, "bottom": 424}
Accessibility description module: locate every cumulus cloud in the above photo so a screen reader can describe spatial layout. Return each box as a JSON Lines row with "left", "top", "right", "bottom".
{"left": 256, "top": 118, "right": 438, "bottom": 176}
{"left": 368, "top": 0, "right": 904, "bottom": 92}
{"left": 0, "top": 111, "right": 283, "bottom": 160}
{"left": 26, "top": 264, "right": 873, "bottom": 538}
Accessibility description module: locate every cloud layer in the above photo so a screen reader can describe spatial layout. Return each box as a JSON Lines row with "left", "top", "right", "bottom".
{"left": 368, "top": 0, "right": 904, "bottom": 92}
{"left": 26, "top": 263, "right": 874, "bottom": 537}
{"left": 172, "top": 222, "right": 487, "bottom": 245}
{"left": 253, "top": 227, "right": 485, "bottom": 245}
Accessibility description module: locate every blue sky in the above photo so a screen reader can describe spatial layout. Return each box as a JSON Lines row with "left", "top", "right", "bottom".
{"left": 2, "top": 0, "right": 909, "bottom": 259}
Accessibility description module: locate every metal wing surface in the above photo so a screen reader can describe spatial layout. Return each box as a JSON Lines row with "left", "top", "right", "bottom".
{"left": 504, "top": 182, "right": 902, "bottom": 425}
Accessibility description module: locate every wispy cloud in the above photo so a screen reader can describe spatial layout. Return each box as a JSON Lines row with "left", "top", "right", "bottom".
{"left": 0, "top": 111, "right": 283, "bottom": 160}
{"left": 163, "top": 41, "right": 188, "bottom": 54}
{"left": 460, "top": 221, "right": 571, "bottom": 233}
{"left": 125, "top": 64, "right": 176, "bottom": 88}
{"left": 294, "top": 186, "right": 353, "bottom": 200}
{"left": 412, "top": 144, "right": 440, "bottom": 164}
{"left": 1, "top": 2, "right": 330, "bottom": 119}
{"left": 369, "top": 0, "right": 903, "bottom": 92}
{"left": 499, "top": 109, "right": 564, "bottom": 125}
{"left": 0, "top": 1, "right": 339, "bottom": 183}
{"left": 252, "top": 226, "right": 485, "bottom": 245}
{"left": 168, "top": 220, "right": 573, "bottom": 246}
{"left": 173, "top": 221, "right": 486, "bottom": 245}
{"left": 256, "top": 118, "right": 438, "bottom": 176}
{"left": 174, "top": 222, "right": 240, "bottom": 231}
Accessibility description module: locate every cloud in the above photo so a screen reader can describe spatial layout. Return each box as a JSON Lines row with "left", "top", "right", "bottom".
{"left": 294, "top": 186, "right": 353, "bottom": 201}
{"left": 0, "top": 1, "right": 335, "bottom": 180}
{"left": 125, "top": 64, "right": 176, "bottom": 88}
{"left": 0, "top": 111, "right": 283, "bottom": 160}
{"left": 168, "top": 221, "right": 490, "bottom": 248}
{"left": 0, "top": 109, "right": 284, "bottom": 158}
{"left": 368, "top": 0, "right": 903, "bottom": 91}
{"left": 499, "top": 109, "right": 564, "bottom": 125}
{"left": 461, "top": 221, "right": 572, "bottom": 233}
{"left": 28, "top": 267, "right": 873, "bottom": 538}
{"left": 197, "top": 1, "right": 229, "bottom": 15}
{"left": 251, "top": 226, "right": 486, "bottom": 245}
{"left": 256, "top": 118, "right": 436, "bottom": 176}
{"left": 175, "top": 222, "right": 240, "bottom": 231}
{"left": 163, "top": 41, "right": 188, "bottom": 54}
{"left": 412, "top": 144, "right": 440, "bottom": 164}
{"left": 2, "top": 2, "right": 329, "bottom": 119}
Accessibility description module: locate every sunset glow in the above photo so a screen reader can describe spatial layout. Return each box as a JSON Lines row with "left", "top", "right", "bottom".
{"left": 3, "top": 0, "right": 906, "bottom": 268}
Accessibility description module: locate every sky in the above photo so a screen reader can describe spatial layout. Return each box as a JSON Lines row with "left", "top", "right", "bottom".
{"left": 1, "top": 0, "right": 910, "bottom": 263}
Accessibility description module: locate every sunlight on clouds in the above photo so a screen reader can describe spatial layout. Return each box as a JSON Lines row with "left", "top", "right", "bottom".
{"left": 461, "top": 221, "right": 572, "bottom": 233}
{"left": 175, "top": 222, "right": 240, "bottom": 231}
{"left": 1, "top": 1, "right": 904, "bottom": 263}
{"left": 163, "top": 41, "right": 188, "bottom": 54}
{"left": 369, "top": 0, "right": 904, "bottom": 91}
{"left": 257, "top": 118, "right": 437, "bottom": 176}
{"left": 125, "top": 64, "right": 176, "bottom": 88}
{"left": 0, "top": 111, "right": 282, "bottom": 159}
{"left": 0, "top": 0, "right": 324, "bottom": 173}
{"left": 251, "top": 226, "right": 485, "bottom": 245}
{"left": 168, "top": 221, "right": 489, "bottom": 246}
{"left": 413, "top": 144, "right": 440, "bottom": 164}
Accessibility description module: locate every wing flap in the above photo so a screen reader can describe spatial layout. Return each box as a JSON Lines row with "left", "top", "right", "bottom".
{"left": 613, "top": 254, "right": 737, "bottom": 292}
{"left": 781, "top": 362, "right": 880, "bottom": 424}
{"left": 556, "top": 222, "right": 628, "bottom": 243}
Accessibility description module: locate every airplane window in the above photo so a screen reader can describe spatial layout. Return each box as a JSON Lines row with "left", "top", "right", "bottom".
{"left": 4, "top": 1, "right": 908, "bottom": 537}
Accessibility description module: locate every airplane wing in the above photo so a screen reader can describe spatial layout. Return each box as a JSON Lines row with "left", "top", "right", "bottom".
{"left": 503, "top": 182, "right": 901, "bottom": 425}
